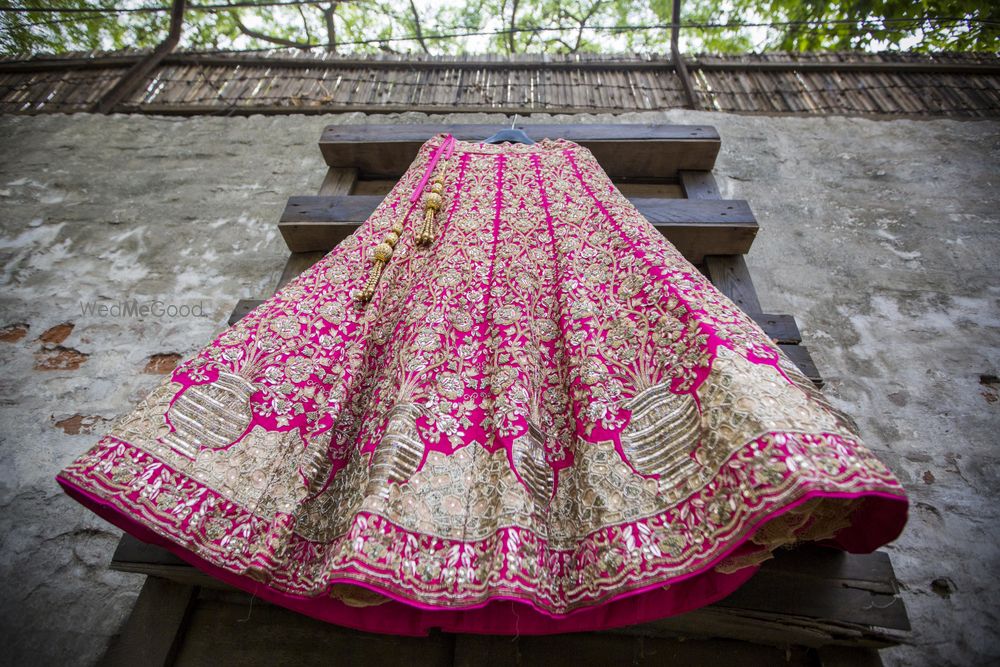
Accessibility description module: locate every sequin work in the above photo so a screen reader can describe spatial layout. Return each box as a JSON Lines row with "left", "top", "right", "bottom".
{"left": 56, "top": 133, "right": 908, "bottom": 635}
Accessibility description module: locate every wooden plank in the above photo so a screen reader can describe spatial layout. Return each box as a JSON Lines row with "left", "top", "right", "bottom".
{"left": 753, "top": 313, "right": 801, "bottom": 344}
{"left": 615, "top": 181, "right": 685, "bottom": 198}
{"left": 275, "top": 251, "right": 326, "bottom": 291}
{"left": 279, "top": 195, "right": 757, "bottom": 262}
{"left": 703, "top": 254, "right": 764, "bottom": 314}
{"left": 318, "top": 124, "right": 721, "bottom": 177}
{"left": 173, "top": 590, "right": 454, "bottom": 667}
{"left": 317, "top": 166, "right": 359, "bottom": 196}
{"left": 280, "top": 194, "right": 756, "bottom": 224}
{"left": 692, "top": 59, "right": 1000, "bottom": 75}
{"left": 715, "top": 570, "right": 908, "bottom": 632}
{"left": 110, "top": 534, "right": 906, "bottom": 648}
{"left": 227, "top": 308, "right": 795, "bottom": 349}
{"left": 227, "top": 299, "right": 260, "bottom": 326}
{"left": 99, "top": 576, "right": 197, "bottom": 667}
{"left": 679, "top": 169, "right": 722, "bottom": 199}
{"left": 611, "top": 606, "right": 906, "bottom": 649}
{"left": 350, "top": 178, "right": 402, "bottom": 195}
{"left": 816, "top": 646, "right": 885, "bottom": 667}
{"left": 780, "top": 344, "right": 824, "bottom": 387}
{"left": 7, "top": 53, "right": 997, "bottom": 76}
{"left": 452, "top": 634, "right": 810, "bottom": 667}
{"left": 226, "top": 307, "right": 797, "bottom": 348}
{"left": 758, "top": 544, "right": 898, "bottom": 591}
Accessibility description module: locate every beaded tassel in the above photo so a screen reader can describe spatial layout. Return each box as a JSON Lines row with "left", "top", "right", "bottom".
{"left": 355, "top": 221, "right": 403, "bottom": 303}
{"left": 416, "top": 177, "right": 445, "bottom": 246}
{"left": 356, "top": 136, "right": 454, "bottom": 304}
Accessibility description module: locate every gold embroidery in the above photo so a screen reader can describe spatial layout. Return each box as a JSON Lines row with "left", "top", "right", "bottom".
{"left": 713, "top": 497, "right": 863, "bottom": 573}
{"left": 695, "top": 345, "right": 848, "bottom": 473}
{"left": 551, "top": 439, "right": 662, "bottom": 541}
{"left": 106, "top": 376, "right": 185, "bottom": 458}
{"left": 511, "top": 424, "right": 555, "bottom": 511}
{"left": 618, "top": 381, "right": 700, "bottom": 479}
{"left": 367, "top": 404, "right": 425, "bottom": 499}
{"left": 328, "top": 584, "right": 391, "bottom": 608}
{"left": 56, "top": 137, "right": 906, "bottom": 617}
{"left": 192, "top": 425, "right": 307, "bottom": 514}
{"left": 164, "top": 371, "right": 257, "bottom": 455}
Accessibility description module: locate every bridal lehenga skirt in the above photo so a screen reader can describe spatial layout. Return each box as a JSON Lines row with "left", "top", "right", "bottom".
{"left": 56, "top": 133, "right": 908, "bottom": 634}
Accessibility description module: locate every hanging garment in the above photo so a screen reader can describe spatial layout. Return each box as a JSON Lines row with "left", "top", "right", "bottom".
{"left": 56, "top": 132, "right": 908, "bottom": 635}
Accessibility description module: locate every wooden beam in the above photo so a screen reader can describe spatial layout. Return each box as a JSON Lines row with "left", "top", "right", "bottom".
{"left": 116, "top": 103, "right": 704, "bottom": 117}
{"left": 815, "top": 646, "right": 886, "bottom": 667}
{"left": 319, "top": 124, "right": 722, "bottom": 177}
{"left": 679, "top": 170, "right": 722, "bottom": 199}
{"left": 177, "top": 589, "right": 455, "bottom": 665}
{"left": 780, "top": 344, "right": 824, "bottom": 387}
{"left": 275, "top": 251, "right": 328, "bottom": 291}
{"left": 91, "top": 0, "right": 186, "bottom": 113}
{"left": 99, "top": 576, "right": 196, "bottom": 667}
{"left": 278, "top": 195, "right": 756, "bottom": 261}
{"left": 110, "top": 535, "right": 908, "bottom": 648}
{"left": 703, "top": 255, "right": 764, "bottom": 314}
{"left": 453, "top": 634, "right": 809, "bottom": 666}
{"left": 317, "top": 167, "right": 359, "bottom": 196}
{"left": 227, "top": 299, "right": 260, "bottom": 326}
{"left": 752, "top": 313, "right": 801, "bottom": 344}
{"left": 692, "top": 59, "right": 1000, "bottom": 75}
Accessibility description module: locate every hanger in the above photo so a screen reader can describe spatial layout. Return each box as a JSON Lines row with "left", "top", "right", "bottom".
{"left": 482, "top": 114, "right": 535, "bottom": 145}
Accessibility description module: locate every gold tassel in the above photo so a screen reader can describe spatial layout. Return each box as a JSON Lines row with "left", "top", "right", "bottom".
{"left": 417, "top": 178, "right": 445, "bottom": 246}
{"left": 354, "top": 242, "right": 393, "bottom": 303}
{"left": 416, "top": 208, "right": 435, "bottom": 245}
{"left": 356, "top": 157, "right": 449, "bottom": 304}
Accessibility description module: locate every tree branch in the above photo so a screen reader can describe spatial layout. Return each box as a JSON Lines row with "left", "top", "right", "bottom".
{"left": 231, "top": 11, "right": 312, "bottom": 49}
{"left": 296, "top": 4, "right": 312, "bottom": 44}
{"left": 573, "top": 1, "right": 604, "bottom": 52}
{"left": 322, "top": 2, "right": 338, "bottom": 53}
{"left": 507, "top": 0, "right": 519, "bottom": 54}
{"left": 408, "top": 0, "right": 430, "bottom": 54}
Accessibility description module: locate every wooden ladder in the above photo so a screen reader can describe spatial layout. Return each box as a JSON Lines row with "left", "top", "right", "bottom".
{"left": 102, "top": 124, "right": 908, "bottom": 667}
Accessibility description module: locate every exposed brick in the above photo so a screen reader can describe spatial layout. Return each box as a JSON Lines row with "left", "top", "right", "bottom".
{"left": 38, "top": 322, "right": 74, "bottom": 345}
{"left": 144, "top": 352, "right": 182, "bottom": 374}
{"left": 54, "top": 414, "right": 109, "bottom": 435}
{"left": 0, "top": 323, "right": 29, "bottom": 342}
{"left": 34, "top": 346, "right": 89, "bottom": 371}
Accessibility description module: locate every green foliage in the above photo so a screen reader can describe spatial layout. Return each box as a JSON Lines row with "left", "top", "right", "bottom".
{"left": 725, "top": 0, "right": 1000, "bottom": 52}
{"left": 1, "top": 0, "right": 996, "bottom": 58}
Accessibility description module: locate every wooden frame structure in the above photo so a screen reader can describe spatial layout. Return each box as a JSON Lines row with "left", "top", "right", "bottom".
{"left": 101, "top": 124, "right": 909, "bottom": 666}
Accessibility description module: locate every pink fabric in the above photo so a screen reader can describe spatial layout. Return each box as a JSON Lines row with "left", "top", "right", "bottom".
{"left": 56, "top": 473, "right": 903, "bottom": 635}
{"left": 409, "top": 134, "right": 455, "bottom": 203}
{"left": 55, "top": 132, "right": 909, "bottom": 634}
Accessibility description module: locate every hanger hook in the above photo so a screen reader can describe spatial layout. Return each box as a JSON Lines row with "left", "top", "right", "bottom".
{"left": 511, "top": 113, "right": 518, "bottom": 130}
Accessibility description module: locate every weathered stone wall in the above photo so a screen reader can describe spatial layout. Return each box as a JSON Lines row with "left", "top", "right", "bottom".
{"left": 0, "top": 111, "right": 996, "bottom": 666}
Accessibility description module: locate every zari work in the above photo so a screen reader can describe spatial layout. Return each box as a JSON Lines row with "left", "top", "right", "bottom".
{"left": 56, "top": 133, "right": 908, "bottom": 634}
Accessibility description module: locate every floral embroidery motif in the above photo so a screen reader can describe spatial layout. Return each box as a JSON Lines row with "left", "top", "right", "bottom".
{"left": 56, "top": 134, "right": 906, "bottom": 623}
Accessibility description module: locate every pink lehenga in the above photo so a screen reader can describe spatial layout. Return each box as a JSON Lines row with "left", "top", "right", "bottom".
{"left": 56, "top": 133, "right": 908, "bottom": 634}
